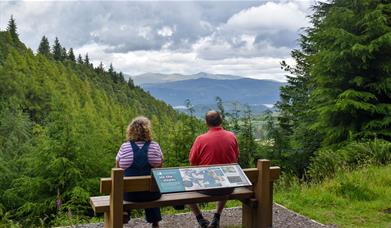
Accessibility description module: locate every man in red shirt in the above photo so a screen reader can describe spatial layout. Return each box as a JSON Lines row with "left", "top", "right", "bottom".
{"left": 189, "top": 110, "right": 239, "bottom": 228}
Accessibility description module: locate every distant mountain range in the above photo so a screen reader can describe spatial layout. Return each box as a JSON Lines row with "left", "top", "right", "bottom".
{"left": 128, "top": 72, "right": 285, "bottom": 116}
{"left": 141, "top": 77, "right": 284, "bottom": 111}
{"left": 131, "top": 72, "right": 242, "bottom": 85}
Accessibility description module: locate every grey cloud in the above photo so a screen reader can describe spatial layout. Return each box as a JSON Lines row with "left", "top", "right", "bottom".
{"left": 254, "top": 30, "right": 301, "bottom": 48}
{"left": 0, "top": 0, "right": 313, "bottom": 78}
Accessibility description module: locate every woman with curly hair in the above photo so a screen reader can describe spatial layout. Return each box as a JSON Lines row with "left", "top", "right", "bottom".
{"left": 116, "top": 116, "right": 163, "bottom": 228}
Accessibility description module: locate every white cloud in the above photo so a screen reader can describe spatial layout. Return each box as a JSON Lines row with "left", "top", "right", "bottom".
{"left": 226, "top": 2, "right": 309, "bottom": 32}
{"left": 157, "top": 26, "right": 175, "bottom": 37}
{"left": 75, "top": 42, "right": 291, "bottom": 82}
{"left": 138, "top": 26, "right": 152, "bottom": 40}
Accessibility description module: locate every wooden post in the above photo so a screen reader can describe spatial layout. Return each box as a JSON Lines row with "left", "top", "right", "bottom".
{"left": 104, "top": 212, "right": 110, "bottom": 228}
{"left": 254, "top": 159, "right": 272, "bottom": 228}
{"left": 242, "top": 198, "right": 257, "bottom": 227}
{"left": 109, "top": 168, "right": 124, "bottom": 228}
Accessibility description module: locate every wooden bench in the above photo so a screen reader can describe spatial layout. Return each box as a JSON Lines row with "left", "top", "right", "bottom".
{"left": 90, "top": 159, "right": 280, "bottom": 228}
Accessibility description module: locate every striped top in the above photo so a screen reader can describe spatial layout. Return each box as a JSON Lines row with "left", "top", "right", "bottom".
{"left": 116, "top": 141, "right": 163, "bottom": 169}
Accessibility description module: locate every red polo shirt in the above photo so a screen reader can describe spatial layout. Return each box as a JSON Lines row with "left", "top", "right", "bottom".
{"left": 189, "top": 126, "right": 239, "bottom": 166}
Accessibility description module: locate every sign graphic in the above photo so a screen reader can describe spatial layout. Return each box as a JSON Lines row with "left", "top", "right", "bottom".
{"left": 152, "top": 164, "right": 251, "bottom": 193}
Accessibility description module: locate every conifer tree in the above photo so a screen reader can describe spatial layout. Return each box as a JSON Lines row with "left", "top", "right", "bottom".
{"left": 274, "top": 0, "right": 391, "bottom": 176}
{"left": 52, "top": 37, "right": 62, "bottom": 61}
{"left": 306, "top": 0, "right": 391, "bottom": 143}
{"left": 108, "top": 63, "right": 114, "bottom": 75}
{"left": 216, "top": 96, "right": 228, "bottom": 129}
{"left": 68, "top": 48, "right": 75, "bottom": 62}
{"left": 37, "top": 36, "right": 51, "bottom": 57}
{"left": 77, "top": 54, "right": 83, "bottom": 64}
{"left": 61, "top": 47, "right": 67, "bottom": 60}
{"left": 108, "top": 63, "right": 116, "bottom": 82}
{"left": 118, "top": 72, "right": 125, "bottom": 83}
{"left": 84, "top": 53, "right": 90, "bottom": 65}
{"left": 7, "top": 15, "right": 18, "bottom": 41}
{"left": 98, "top": 62, "right": 104, "bottom": 70}
{"left": 127, "top": 78, "right": 134, "bottom": 88}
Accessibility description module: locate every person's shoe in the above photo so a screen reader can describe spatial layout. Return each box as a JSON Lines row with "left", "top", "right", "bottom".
{"left": 208, "top": 213, "right": 220, "bottom": 228}
{"left": 196, "top": 217, "right": 210, "bottom": 228}
{"left": 152, "top": 222, "right": 159, "bottom": 228}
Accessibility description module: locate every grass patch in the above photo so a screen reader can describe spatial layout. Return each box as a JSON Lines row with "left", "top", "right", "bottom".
{"left": 275, "top": 165, "right": 391, "bottom": 228}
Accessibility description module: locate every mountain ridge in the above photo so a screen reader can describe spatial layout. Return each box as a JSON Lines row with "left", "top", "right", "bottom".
{"left": 141, "top": 77, "right": 285, "bottom": 108}
{"left": 130, "top": 72, "right": 244, "bottom": 85}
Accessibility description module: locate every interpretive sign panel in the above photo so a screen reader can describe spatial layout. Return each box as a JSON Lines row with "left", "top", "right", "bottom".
{"left": 152, "top": 164, "right": 251, "bottom": 193}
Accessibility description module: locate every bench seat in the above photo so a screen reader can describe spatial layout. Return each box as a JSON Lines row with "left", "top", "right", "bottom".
{"left": 91, "top": 187, "right": 254, "bottom": 213}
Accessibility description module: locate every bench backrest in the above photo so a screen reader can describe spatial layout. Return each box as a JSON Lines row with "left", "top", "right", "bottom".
{"left": 100, "top": 159, "right": 280, "bottom": 228}
{"left": 100, "top": 165, "right": 281, "bottom": 194}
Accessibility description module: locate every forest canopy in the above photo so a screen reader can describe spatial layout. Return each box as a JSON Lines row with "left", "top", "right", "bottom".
{"left": 0, "top": 19, "right": 207, "bottom": 225}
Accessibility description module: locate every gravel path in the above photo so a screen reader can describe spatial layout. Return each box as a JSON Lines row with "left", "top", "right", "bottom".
{"left": 68, "top": 204, "right": 336, "bottom": 228}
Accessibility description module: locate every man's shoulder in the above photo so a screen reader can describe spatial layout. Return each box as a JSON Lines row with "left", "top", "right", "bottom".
{"left": 222, "top": 129, "right": 236, "bottom": 137}
{"left": 195, "top": 133, "right": 208, "bottom": 141}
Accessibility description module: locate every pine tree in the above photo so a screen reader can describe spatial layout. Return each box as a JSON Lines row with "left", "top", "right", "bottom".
{"left": 127, "top": 78, "right": 134, "bottom": 88}
{"left": 52, "top": 37, "right": 62, "bottom": 61}
{"left": 68, "top": 48, "right": 75, "bottom": 62}
{"left": 7, "top": 15, "right": 18, "bottom": 41}
{"left": 97, "top": 62, "right": 104, "bottom": 72}
{"left": 37, "top": 36, "right": 51, "bottom": 57}
{"left": 185, "top": 99, "right": 195, "bottom": 118}
{"left": 238, "top": 105, "right": 256, "bottom": 168}
{"left": 118, "top": 72, "right": 125, "bottom": 83}
{"left": 108, "top": 63, "right": 114, "bottom": 75}
{"left": 77, "top": 54, "right": 83, "bottom": 64}
{"left": 84, "top": 53, "right": 90, "bottom": 65}
{"left": 274, "top": 0, "right": 391, "bottom": 176}
{"left": 215, "top": 96, "right": 228, "bottom": 129}
{"left": 61, "top": 47, "right": 67, "bottom": 61}
{"left": 306, "top": 0, "right": 391, "bottom": 143}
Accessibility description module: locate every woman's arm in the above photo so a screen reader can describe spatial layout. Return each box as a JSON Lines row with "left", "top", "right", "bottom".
{"left": 149, "top": 142, "right": 164, "bottom": 168}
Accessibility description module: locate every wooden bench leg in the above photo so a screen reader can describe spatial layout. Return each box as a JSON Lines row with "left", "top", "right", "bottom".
{"left": 242, "top": 198, "right": 257, "bottom": 228}
{"left": 104, "top": 212, "right": 110, "bottom": 228}
{"left": 255, "top": 159, "right": 272, "bottom": 228}
{"left": 110, "top": 168, "right": 124, "bottom": 228}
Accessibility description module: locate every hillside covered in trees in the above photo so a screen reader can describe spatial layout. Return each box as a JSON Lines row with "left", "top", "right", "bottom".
{"left": 0, "top": 18, "right": 208, "bottom": 225}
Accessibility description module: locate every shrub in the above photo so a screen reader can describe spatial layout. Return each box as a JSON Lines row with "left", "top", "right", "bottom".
{"left": 308, "top": 139, "right": 391, "bottom": 182}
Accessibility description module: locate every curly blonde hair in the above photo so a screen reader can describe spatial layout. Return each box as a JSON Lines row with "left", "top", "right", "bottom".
{"left": 127, "top": 116, "right": 152, "bottom": 142}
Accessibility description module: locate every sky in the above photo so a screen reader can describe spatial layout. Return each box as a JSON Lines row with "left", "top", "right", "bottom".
{"left": 0, "top": 0, "right": 318, "bottom": 82}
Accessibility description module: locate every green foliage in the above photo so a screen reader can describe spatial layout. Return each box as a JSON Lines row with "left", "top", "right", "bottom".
{"left": 236, "top": 105, "right": 257, "bottom": 167}
{"left": 275, "top": 164, "right": 391, "bottom": 227}
{"left": 308, "top": 139, "right": 391, "bottom": 182}
{"left": 271, "top": 0, "right": 391, "bottom": 177}
{"left": 0, "top": 27, "right": 204, "bottom": 226}
{"left": 308, "top": 0, "right": 391, "bottom": 144}
{"left": 37, "top": 36, "right": 51, "bottom": 58}
{"left": 6, "top": 15, "right": 18, "bottom": 42}
{"left": 52, "top": 37, "right": 63, "bottom": 61}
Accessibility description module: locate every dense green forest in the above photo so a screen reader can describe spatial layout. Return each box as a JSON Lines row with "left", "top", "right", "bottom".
{"left": 0, "top": 19, "right": 207, "bottom": 225}
{"left": 0, "top": 0, "right": 390, "bottom": 226}
{"left": 0, "top": 16, "right": 261, "bottom": 226}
